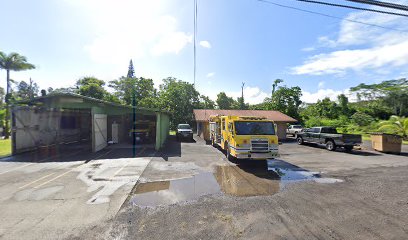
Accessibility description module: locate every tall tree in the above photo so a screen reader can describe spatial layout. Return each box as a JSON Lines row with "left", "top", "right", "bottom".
{"left": 314, "top": 97, "right": 340, "bottom": 119}
{"left": 337, "top": 94, "right": 350, "bottom": 116}
{"left": 76, "top": 76, "right": 106, "bottom": 100}
{"left": 350, "top": 78, "right": 408, "bottom": 117}
{"left": 264, "top": 85, "right": 302, "bottom": 119}
{"left": 109, "top": 76, "right": 157, "bottom": 106}
{"left": 216, "top": 92, "right": 236, "bottom": 109}
{"left": 199, "top": 95, "right": 216, "bottom": 109}
{"left": 158, "top": 77, "right": 200, "bottom": 129}
{"left": 0, "top": 52, "right": 35, "bottom": 138}
{"left": 16, "top": 78, "right": 39, "bottom": 100}
{"left": 234, "top": 97, "right": 249, "bottom": 110}
{"left": 272, "top": 79, "right": 283, "bottom": 96}
{"left": 127, "top": 59, "right": 135, "bottom": 78}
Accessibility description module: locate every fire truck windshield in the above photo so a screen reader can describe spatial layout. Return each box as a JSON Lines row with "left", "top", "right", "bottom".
{"left": 234, "top": 121, "right": 275, "bottom": 135}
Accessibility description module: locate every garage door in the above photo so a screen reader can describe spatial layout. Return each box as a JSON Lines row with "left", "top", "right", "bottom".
{"left": 93, "top": 114, "right": 107, "bottom": 152}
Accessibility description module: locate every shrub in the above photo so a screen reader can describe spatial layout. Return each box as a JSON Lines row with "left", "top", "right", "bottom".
{"left": 351, "top": 112, "right": 375, "bottom": 126}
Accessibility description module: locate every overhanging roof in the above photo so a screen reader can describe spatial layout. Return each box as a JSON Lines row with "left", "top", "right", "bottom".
{"left": 16, "top": 92, "right": 170, "bottom": 114}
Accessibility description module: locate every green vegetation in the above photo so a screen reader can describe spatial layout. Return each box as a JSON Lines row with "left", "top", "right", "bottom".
{"left": 296, "top": 79, "right": 408, "bottom": 141}
{"left": 1, "top": 51, "right": 407, "bottom": 138}
{"left": 0, "top": 139, "right": 11, "bottom": 157}
{"left": 0, "top": 51, "right": 35, "bottom": 139}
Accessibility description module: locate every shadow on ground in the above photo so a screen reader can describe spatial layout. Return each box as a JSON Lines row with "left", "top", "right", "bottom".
{"left": 0, "top": 142, "right": 157, "bottom": 163}
{"left": 157, "top": 135, "right": 182, "bottom": 161}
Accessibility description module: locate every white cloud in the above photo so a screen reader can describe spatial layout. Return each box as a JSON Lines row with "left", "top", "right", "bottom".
{"left": 317, "top": 36, "right": 337, "bottom": 48}
{"left": 292, "top": 10, "right": 408, "bottom": 75}
{"left": 227, "top": 86, "right": 269, "bottom": 104}
{"left": 199, "top": 40, "right": 211, "bottom": 49}
{"left": 301, "top": 47, "right": 315, "bottom": 52}
{"left": 151, "top": 31, "right": 192, "bottom": 56}
{"left": 301, "top": 89, "right": 345, "bottom": 103}
{"left": 202, "top": 86, "right": 269, "bottom": 105}
{"left": 292, "top": 41, "right": 408, "bottom": 75}
{"left": 66, "top": 1, "right": 191, "bottom": 64}
{"left": 206, "top": 72, "right": 215, "bottom": 78}
{"left": 318, "top": 81, "right": 325, "bottom": 89}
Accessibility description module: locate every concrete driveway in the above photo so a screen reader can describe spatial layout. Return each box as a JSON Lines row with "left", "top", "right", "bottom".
{"left": 0, "top": 146, "right": 154, "bottom": 240}
{"left": 2, "top": 136, "right": 408, "bottom": 240}
{"left": 95, "top": 136, "right": 408, "bottom": 240}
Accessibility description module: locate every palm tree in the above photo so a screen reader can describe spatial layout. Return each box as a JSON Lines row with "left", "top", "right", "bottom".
{"left": 0, "top": 52, "right": 35, "bottom": 138}
{"left": 378, "top": 115, "right": 408, "bottom": 140}
{"left": 272, "top": 79, "right": 283, "bottom": 96}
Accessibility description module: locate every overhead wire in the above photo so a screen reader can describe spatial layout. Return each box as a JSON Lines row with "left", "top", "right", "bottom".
{"left": 255, "top": 0, "right": 408, "bottom": 33}
{"left": 295, "top": 0, "right": 408, "bottom": 17}
{"left": 345, "top": 0, "right": 408, "bottom": 12}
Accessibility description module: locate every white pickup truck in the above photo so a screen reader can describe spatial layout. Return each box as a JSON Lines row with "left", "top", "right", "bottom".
{"left": 287, "top": 125, "right": 303, "bottom": 137}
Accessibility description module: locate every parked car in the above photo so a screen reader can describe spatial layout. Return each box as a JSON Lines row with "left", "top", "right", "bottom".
{"left": 176, "top": 124, "right": 194, "bottom": 141}
{"left": 296, "top": 126, "right": 362, "bottom": 151}
{"left": 287, "top": 125, "right": 303, "bottom": 136}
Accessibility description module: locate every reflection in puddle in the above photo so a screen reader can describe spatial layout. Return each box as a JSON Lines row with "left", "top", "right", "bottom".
{"left": 215, "top": 165, "right": 280, "bottom": 196}
{"left": 131, "top": 159, "right": 343, "bottom": 207}
{"left": 267, "top": 159, "right": 343, "bottom": 185}
{"left": 131, "top": 172, "right": 220, "bottom": 207}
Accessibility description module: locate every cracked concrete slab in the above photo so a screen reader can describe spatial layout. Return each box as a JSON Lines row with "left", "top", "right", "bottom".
{"left": 0, "top": 148, "right": 151, "bottom": 240}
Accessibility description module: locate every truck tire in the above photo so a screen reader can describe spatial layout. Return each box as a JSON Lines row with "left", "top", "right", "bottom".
{"left": 326, "top": 140, "right": 336, "bottom": 151}
{"left": 297, "top": 136, "right": 304, "bottom": 145}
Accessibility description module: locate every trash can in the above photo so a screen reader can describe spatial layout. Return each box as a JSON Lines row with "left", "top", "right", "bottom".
{"left": 371, "top": 133, "right": 402, "bottom": 154}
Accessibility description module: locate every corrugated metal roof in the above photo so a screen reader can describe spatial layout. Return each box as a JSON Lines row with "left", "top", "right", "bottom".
{"left": 193, "top": 109, "right": 297, "bottom": 122}
{"left": 17, "top": 92, "right": 170, "bottom": 114}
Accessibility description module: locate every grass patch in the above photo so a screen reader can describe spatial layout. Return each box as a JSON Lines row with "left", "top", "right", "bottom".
{"left": 0, "top": 138, "right": 11, "bottom": 157}
{"left": 169, "top": 130, "right": 176, "bottom": 136}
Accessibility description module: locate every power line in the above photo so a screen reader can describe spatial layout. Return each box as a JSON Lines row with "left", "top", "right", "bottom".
{"left": 256, "top": 0, "right": 408, "bottom": 33}
{"left": 296, "top": 0, "right": 408, "bottom": 17}
{"left": 193, "top": 0, "right": 198, "bottom": 87}
{"left": 346, "top": 0, "right": 408, "bottom": 12}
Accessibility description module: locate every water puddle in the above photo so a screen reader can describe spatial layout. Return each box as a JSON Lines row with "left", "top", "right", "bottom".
{"left": 267, "top": 159, "right": 343, "bottom": 185}
{"left": 131, "top": 172, "right": 221, "bottom": 207}
{"left": 131, "top": 159, "right": 343, "bottom": 207}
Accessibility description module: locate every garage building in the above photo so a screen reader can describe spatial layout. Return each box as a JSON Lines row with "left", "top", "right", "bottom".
{"left": 11, "top": 93, "right": 170, "bottom": 154}
{"left": 193, "top": 109, "right": 297, "bottom": 141}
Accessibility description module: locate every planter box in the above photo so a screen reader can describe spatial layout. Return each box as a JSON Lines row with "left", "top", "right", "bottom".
{"left": 371, "top": 133, "right": 402, "bottom": 154}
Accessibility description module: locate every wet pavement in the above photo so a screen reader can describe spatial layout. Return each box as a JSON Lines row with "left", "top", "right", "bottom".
{"left": 89, "top": 136, "right": 408, "bottom": 240}
{"left": 131, "top": 159, "right": 343, "bottom": 207}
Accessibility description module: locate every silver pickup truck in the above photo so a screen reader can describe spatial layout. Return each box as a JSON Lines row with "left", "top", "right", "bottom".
{"left": 296, "top": 126, "right": 362, "bottom": 151}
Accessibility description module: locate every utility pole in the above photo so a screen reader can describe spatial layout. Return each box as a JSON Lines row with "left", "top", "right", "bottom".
{"left": 128, "top": 59, "right": 137, "bottom": 157}
{"left": 29, "top": 78, "right": 33, "bottom": 99}
{"left": 132, "top": 87, "right": 136, "bottom": 157}
{"left": 193, "top": 0, "right": 198, "bottom": 87}
{"left": 240, "top": 82, "right": 245, "bottom": 110}
{"left": 241, "top": 82, "right": 245, "bottom": 100}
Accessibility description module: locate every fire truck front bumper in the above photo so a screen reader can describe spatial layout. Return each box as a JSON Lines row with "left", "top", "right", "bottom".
{"left": 234, "top": 149, "right": 279, "bottom": 160}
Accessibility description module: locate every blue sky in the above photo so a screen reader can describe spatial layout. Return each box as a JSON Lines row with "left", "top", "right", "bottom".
{"left": 1, "top": 0, "right": 408, "bottom": 103}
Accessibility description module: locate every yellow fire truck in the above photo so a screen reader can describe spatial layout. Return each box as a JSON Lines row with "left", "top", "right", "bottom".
{"left": 209, "top": 115, "right": 278, "bottom": 160}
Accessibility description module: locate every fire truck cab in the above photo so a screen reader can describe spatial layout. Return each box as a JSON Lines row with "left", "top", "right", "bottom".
{"left": 209, "top": 115, "right": 278, "bottom": 160}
